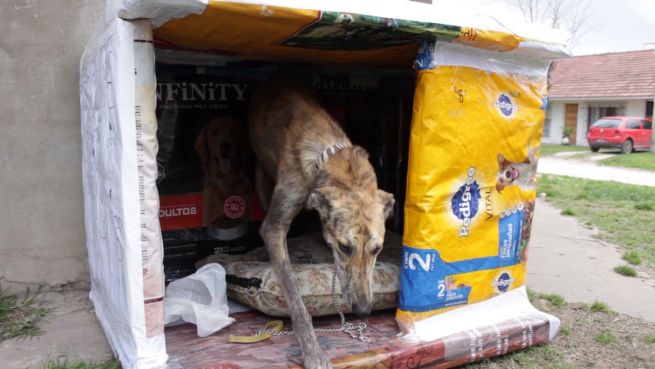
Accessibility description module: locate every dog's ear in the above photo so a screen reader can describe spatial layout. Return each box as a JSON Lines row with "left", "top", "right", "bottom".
{"left": 527, "top": 146, "right": 538, "bottom": 163}
{"left": 496, "top": 182, "right": 505, "bottom": 193}
{"left": 195, "top": 127, "right": 209, "bottom": 164}
{"left": 352, "top": 146, "right": 369, "bottom": 159}
{"left": 308, "top": 187, "right": 337, "bottom": 220}
{"left": 377, "top": 190, "right": 395, "bottom": 220}
{"left": 497, "top": 153, "right": 506, "bottom": 165}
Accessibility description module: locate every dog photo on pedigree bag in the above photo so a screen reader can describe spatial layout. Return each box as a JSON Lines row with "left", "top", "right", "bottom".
{"left": 155, "top": 63, "right": 266, "bottom": 281}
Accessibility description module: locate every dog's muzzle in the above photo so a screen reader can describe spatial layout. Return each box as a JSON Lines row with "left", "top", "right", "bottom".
{"left": 215, "top": 142, "right": 233, "bottom": 173}
{"left": 219, "top": 142, "right": 232, "bottom": 158}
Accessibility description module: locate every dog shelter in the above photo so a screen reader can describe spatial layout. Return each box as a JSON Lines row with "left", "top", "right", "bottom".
{"left": 80, "top": 1, "right": 570, "bottom": 368}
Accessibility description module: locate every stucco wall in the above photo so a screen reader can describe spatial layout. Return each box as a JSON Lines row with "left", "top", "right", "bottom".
{"left": 575, "top": 103, "right": 588, "bottom": 146}
{"left": 0, "top": 0, "right": 105, "bottom": 287}
{"left": 626, "top": 99, "right": 647, "bottom": 117}
{"left": 542, "top": 101, "right": 565, "bottom": 144}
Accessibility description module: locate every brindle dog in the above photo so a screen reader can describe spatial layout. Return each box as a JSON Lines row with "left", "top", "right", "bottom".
{"left": 248, "top": 80, "right": 394, "bottom": 369}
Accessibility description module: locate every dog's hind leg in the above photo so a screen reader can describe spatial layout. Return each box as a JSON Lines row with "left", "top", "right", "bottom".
{"left": 255, "top": 162, "right": 274, "bottom": 213}
{"left": 260, "top": 180, "right": 333, "bottom": 369}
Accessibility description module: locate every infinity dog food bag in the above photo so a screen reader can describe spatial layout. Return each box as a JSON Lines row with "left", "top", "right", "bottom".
{"left": 155, "top": 63, "right": 267, "bottom": 280}
{"left": 397, "top": 41, "right": 550, "bottom": 332}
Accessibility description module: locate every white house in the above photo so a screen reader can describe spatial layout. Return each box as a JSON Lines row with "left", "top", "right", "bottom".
{"left": 543, "top": 49, "right": 654, "bottom": 146}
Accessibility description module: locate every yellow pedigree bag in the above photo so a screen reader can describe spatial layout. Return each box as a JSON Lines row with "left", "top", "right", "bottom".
{"left": 397, "top": 41, "right": 548, "bottom": 332}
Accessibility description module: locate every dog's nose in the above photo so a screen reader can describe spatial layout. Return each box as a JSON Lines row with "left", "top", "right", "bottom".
{"left": 219, "top": 142, "right": 232, "bottom": 158}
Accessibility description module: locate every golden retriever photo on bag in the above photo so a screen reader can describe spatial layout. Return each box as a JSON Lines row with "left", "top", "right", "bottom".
{"left": 195, "top": 117, "right": 252, "bottom": 232}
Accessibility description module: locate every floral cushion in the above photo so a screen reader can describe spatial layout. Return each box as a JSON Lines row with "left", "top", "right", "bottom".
{"left": 196, "top": 232, "right": 401, "bottom": 317}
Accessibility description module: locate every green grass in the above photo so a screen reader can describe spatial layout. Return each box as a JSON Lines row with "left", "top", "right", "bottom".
{"left": 614, "top": 265, "right": 638, "bottom": 277}
{"left": 644, "top": 333, "right": 655, "bottom": 344}
{"left": 541, "top": 293, "right": 566, "bottom": 307}
{"left": 589, "top": 301, "right": 614, "bottom": 314}
{"left": 527, "top": 287, "right": 538, "bottom": 303}
{"left": 462, "top": 344, "right": 575, "bottom": 369}
{"left": 599, "top": 151, "right": 655, "bottom": 171}
{"left": 595, "top": 329, "right": 617, "bottom": 345}
{"left": 561, "top": 208, "right": 576, "bottom": 216}
{"left": 0, "top": 284, "right": 50, "bottom": 342}
{"left": 41, "top": 357, "right": 119, "bottom": 369}
{"left": 527, "top": 288, "right": 567, "bottom": 308}
{"left": 501, "top": 346, "right": 562, "bottom": 368}
{"left": 462, "top": 298, "right": 654, "bottom": 369}
{"left": 634, "top": 203, "right": 654, "bottom": 211}
{"left": 540, "top": 144, "right": 589, "bottom": 157}
{"left": 537, "top": 175, "right": 655, "bottom": 268}
{"left": 622, "top": 251, "right": 642, "bottom": 266}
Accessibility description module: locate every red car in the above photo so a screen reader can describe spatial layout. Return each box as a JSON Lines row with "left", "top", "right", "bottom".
{"left": 586, "top": 116, "right": 653, "bottom": 154}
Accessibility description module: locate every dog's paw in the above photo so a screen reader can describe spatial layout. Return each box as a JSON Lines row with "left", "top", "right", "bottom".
{"left": 303, "top": 352, "right": 333, "bottom": 369}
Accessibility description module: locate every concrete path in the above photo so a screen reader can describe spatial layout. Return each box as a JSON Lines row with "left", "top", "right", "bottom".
{"left": 553, "top": 151, "right": 615, "bottom": 162}
{"left": 0, "top": 289, "right": 112, "bottom": 369}
{"left": 537, "top": 156, "right": 655, "bottom": 187}
{"left": 527, "top": 198, "right": 655, "bottom": 322}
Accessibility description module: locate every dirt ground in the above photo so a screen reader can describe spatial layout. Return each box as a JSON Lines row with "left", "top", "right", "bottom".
{"left": 463, "top": 295, "right": 655, "bottom": 369}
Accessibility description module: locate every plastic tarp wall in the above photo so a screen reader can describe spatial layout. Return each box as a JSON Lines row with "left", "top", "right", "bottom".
{"left": 80, "top": 19, "right": 166, "bottom": 369}
{"left": 109, "top": 0, "right": 569, "bottom": 52}
{"left": 148, "top": 1, "right": 568, "bottom": 67}
{"left": 107, "top": 0, "right": 209, "bottom": 27}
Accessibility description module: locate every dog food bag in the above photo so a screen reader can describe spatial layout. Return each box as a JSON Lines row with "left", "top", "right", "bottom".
{"left": 397, "top": 41, "right": 551, "bottom": 333}
{"left": 155, "top": 62, "right": 269, "bottom": 280}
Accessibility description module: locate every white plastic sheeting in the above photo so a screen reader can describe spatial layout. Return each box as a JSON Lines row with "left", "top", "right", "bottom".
{"left": 133, "top": 20, "right": 167, "bottom": 344}
{"left": 108, "top": 0, "right": 570, "bottom": 50}
{"left": 164, "top": 263, "right": 235, "bottom": 337}
{"left": 413, "top": 287, "right": 560, "bottom": 343}
{"left": 80, "top": 19, "right": 167, "bottom": 369}
{"left": 107, "top": 0, "right": 209, "bottom": 27}
{"left": 422, "top": 41, "right": 554, "bottom": 77}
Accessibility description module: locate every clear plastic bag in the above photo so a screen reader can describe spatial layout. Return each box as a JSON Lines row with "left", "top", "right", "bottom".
{"left": 164, "top": 263, "right": 235, "bottom": 337}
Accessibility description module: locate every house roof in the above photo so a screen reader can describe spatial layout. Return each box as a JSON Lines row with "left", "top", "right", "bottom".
{"left": 548, "top": 49, "right": 655, "bottom": 99}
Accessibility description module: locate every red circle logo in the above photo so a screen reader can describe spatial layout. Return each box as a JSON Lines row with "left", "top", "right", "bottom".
{"left": 224, "top": 196, "right": 246, "bottom": 219}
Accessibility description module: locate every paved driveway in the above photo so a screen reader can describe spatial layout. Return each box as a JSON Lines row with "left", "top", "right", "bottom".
{"left": 534, "top": 154, "right": 655, "bottom": 320}
{"left": 538, "top": 156, "right": 655, "bottom": 187}
{"left": 527, "top": 199, "right": 655, "bottom": 322}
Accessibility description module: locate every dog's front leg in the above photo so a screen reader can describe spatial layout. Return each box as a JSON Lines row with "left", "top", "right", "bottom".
{"left": 255, "top": 162, "right": 274, "bottom": 213}
{"left": 260, "top": 183, "right": 333, "bottom": 369}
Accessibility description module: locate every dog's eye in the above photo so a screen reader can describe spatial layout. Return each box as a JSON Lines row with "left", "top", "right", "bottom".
{"left": 371, "top": 245, "right": 382, "bottom": 255}
{"left": 338, "top": 243, "right": 352, "bottom": 256}
{"left": 505, "top": 170, "right": 512, "bottom": 178}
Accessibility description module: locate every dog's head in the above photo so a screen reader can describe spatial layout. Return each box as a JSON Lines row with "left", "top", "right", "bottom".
{"left": 496, "top": 154, "right": 518, "bottom": 192}
{"left": 308, "top": 146, "right": 394, "bottom": 316}
{"left": 496, "top": 153, "right": 534, "bottom": 192}
{"left": 195, "top": 117, "right": 243, "bottom": 176}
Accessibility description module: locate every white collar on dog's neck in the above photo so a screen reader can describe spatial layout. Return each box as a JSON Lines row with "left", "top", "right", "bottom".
{"left": 315, "top": 143, "right": 348, "bottom": 170}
